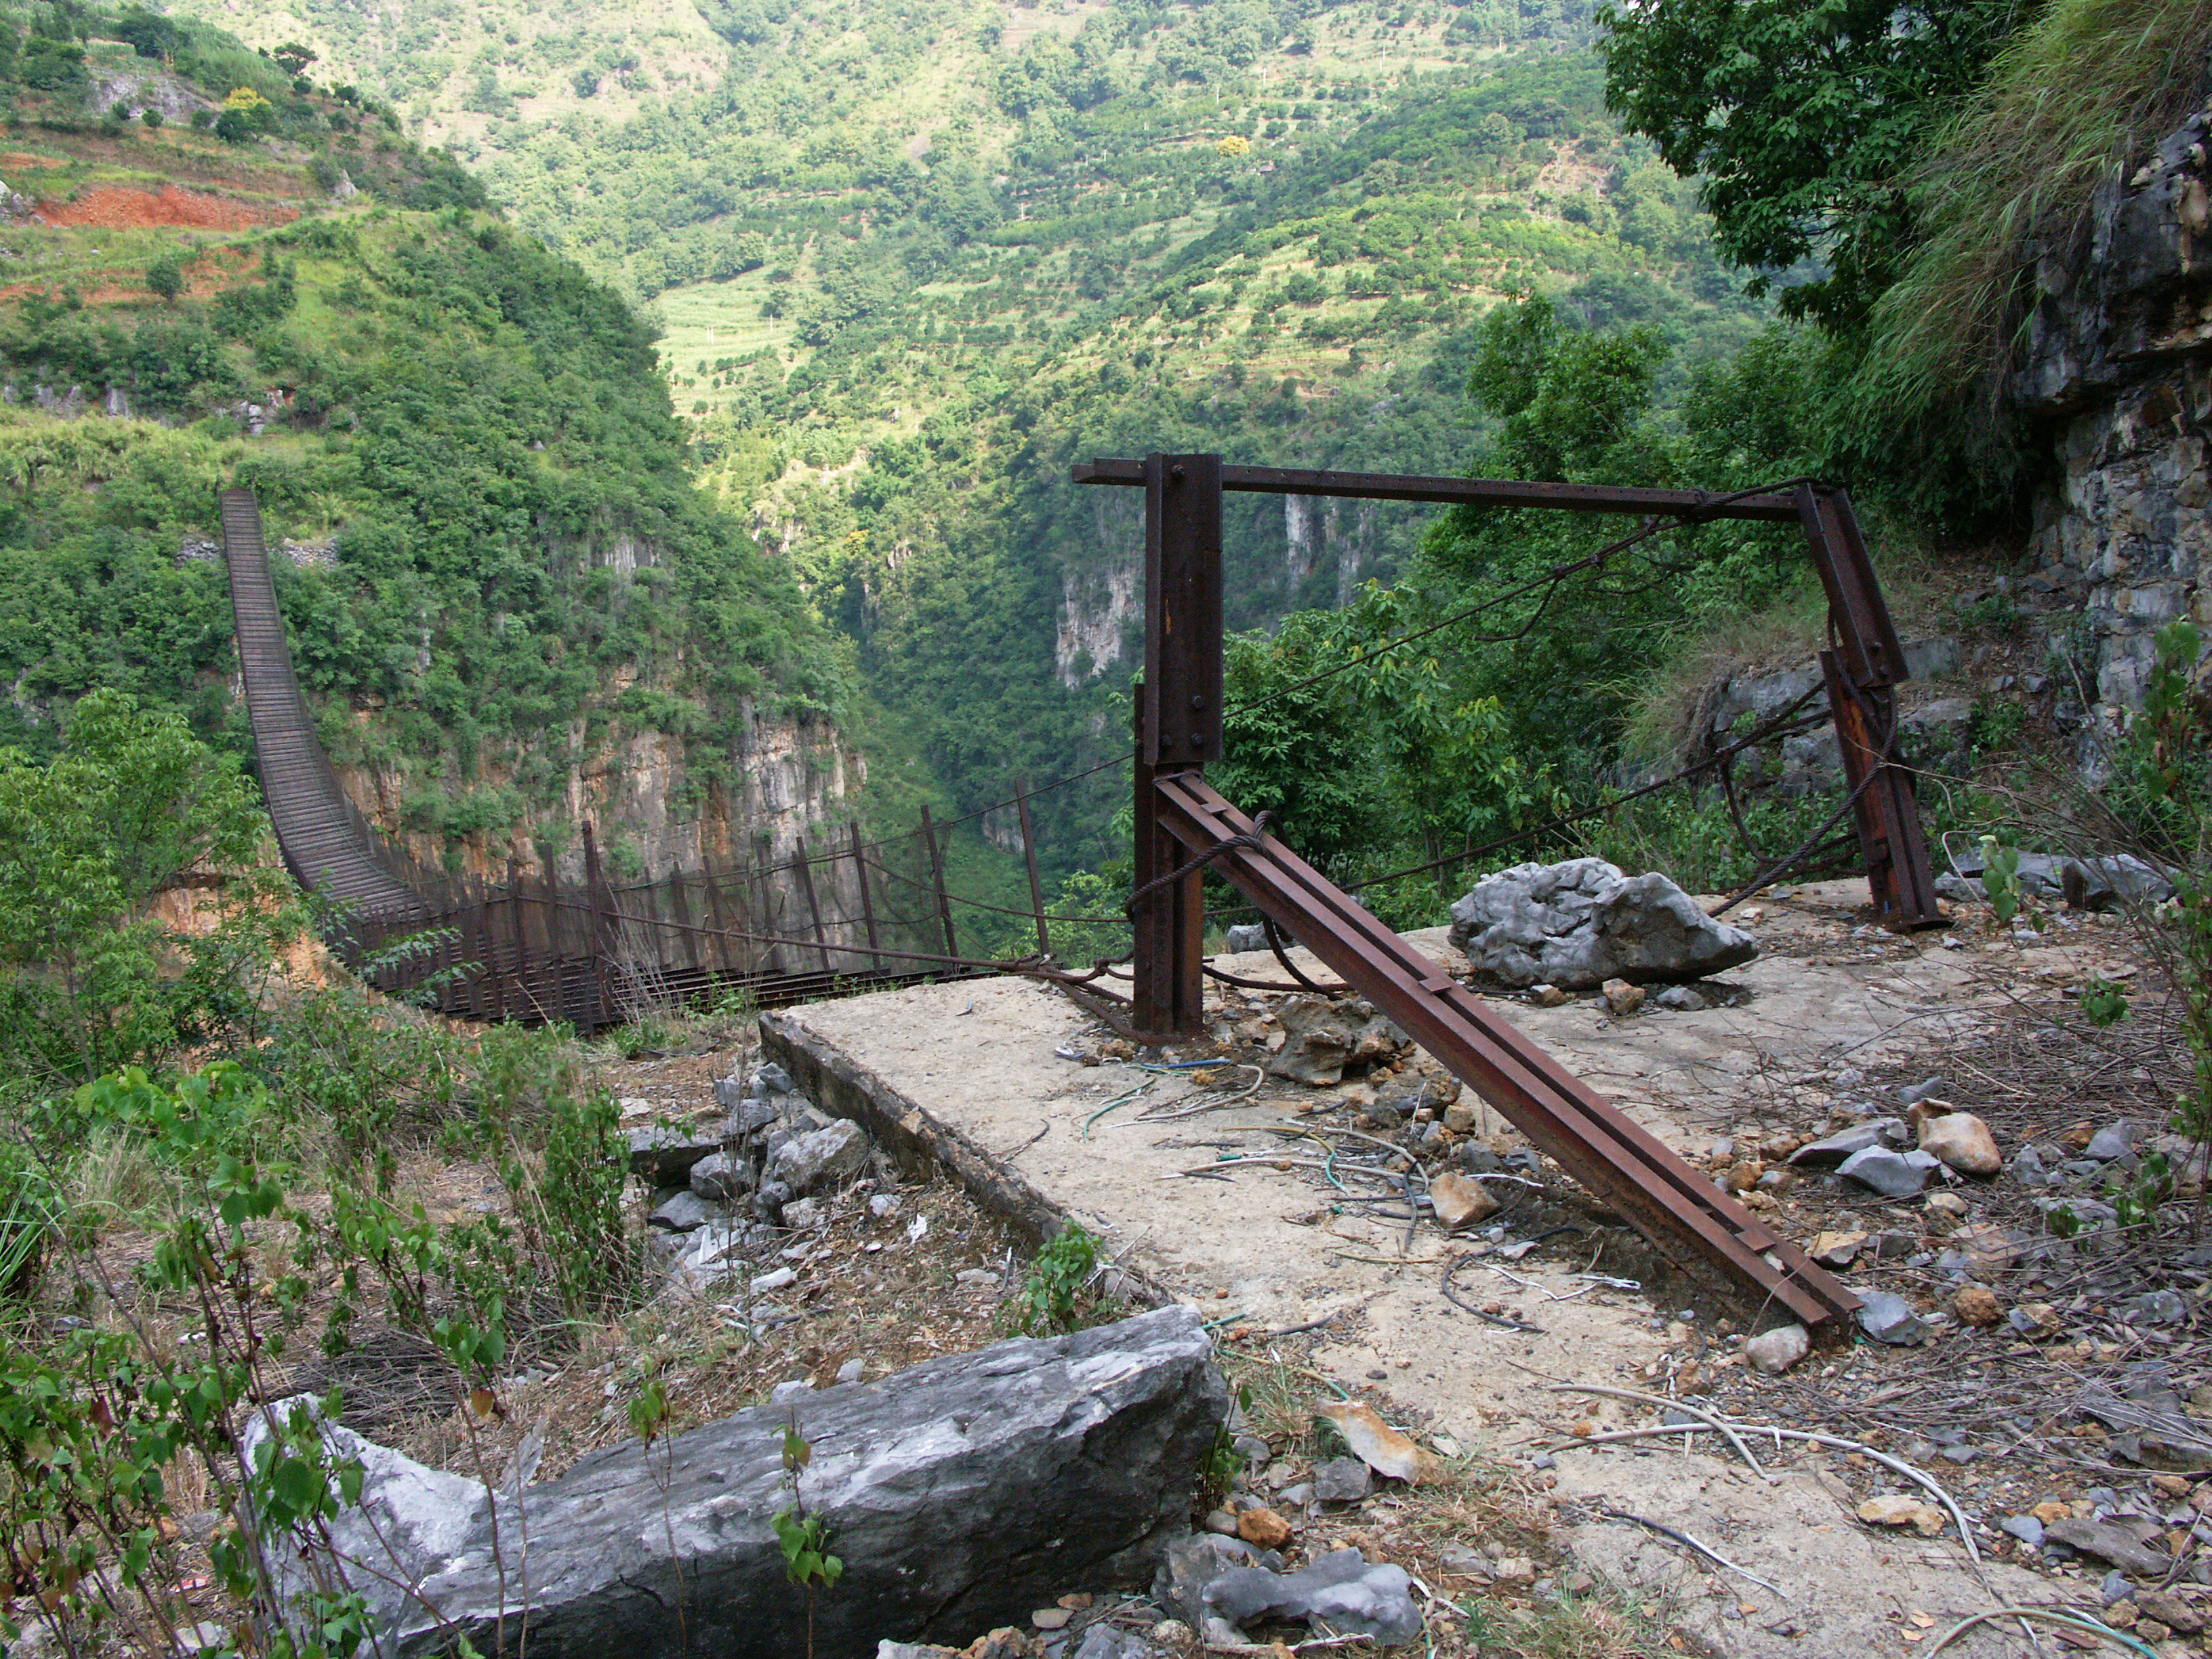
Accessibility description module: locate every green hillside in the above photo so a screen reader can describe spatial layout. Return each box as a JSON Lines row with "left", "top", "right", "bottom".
{"left": 151, "top": 0, "right": 1774, "bottom": 889}
{"left": 0, "top": 7, "right": 838, "bottom": 867}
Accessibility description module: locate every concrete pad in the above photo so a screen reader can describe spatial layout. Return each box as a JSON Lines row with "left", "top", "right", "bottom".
{"left": 762, "top": 886, "right": 2095, "bottom": 1654}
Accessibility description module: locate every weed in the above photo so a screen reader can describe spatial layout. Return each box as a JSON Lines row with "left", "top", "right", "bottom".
{"left": 1006, "top": 1221, "right": 1104, "bottom": 1336}
{"left": 774, "top": 1414, "right": 842, "bottom": 1659}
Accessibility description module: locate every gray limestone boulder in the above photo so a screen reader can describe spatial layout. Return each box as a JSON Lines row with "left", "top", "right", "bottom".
{"left": 1448, "top": 859, "right": 1757, "bottom": 991}
{"left": 247, "top": 1307, "right": 1229, "bottom": 1659}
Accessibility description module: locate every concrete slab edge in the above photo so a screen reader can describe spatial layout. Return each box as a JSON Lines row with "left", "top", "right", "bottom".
{"left": 759, "top": 1008, "right": 1169, "bottom": 1305}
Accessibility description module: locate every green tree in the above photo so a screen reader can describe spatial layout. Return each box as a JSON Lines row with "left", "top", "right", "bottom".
{"left": 0, "top": 689, "right": 268, "bottom": 1084}
{"left": 1595, "top": 0, "right": 2027, "bottom": 329}
{"left": 144, "top": 253, "right": 182, "bottom": 302}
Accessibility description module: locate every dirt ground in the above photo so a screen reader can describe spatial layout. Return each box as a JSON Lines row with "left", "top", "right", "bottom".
{"left": 771, "top": 879, "right": 2205, "bottom": 1657}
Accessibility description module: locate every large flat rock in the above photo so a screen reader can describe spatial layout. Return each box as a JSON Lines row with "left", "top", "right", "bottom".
{"left": 250, "top": 1308, "right": 1227, "bottom": 1659}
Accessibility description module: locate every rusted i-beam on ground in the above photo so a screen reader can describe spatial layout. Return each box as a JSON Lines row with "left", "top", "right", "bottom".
{"left": 1151, "top": 772, "right": 1860, "bottom": 1326}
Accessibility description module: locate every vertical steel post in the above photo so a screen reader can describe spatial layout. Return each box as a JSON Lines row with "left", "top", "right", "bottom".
{"left": 1131, "top": 452, "right": 1223, "bottom": 1042}
{"left": 1015, "top": 777, "right": 1050, "bottom": 957}
{"left": 1795, "top": 485, "right": 1942, "bottom": 928}
{"left": 851, "top": 822, "right": 884, "bottom": 973}
{"left": 918, "top": 805, "right": 959, "bottom": 964}
{"left": 580, "top": 821, "right": 614, "bottom": 1029}
{"left": 794, "top": 835, "right": 832, "bottom": 974}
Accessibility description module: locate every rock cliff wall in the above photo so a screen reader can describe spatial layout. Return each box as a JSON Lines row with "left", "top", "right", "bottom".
{"left": 2018, "top": 96, "right": 2212, "bottom": 764}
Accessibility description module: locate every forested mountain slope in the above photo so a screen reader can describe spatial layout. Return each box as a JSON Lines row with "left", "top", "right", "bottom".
{"left": 0, "top": 6, "right": 848, "bottom": 885}
{"left": 159, "top": 0, "right": 1772, "bottom": 884}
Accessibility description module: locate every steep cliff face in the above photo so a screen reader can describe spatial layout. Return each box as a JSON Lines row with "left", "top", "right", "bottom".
{"left": 2018, "top": 98, "right": 2212, "bottom": 762}
{"left": 342, "top": 703, "right": 863, "bottom": 892}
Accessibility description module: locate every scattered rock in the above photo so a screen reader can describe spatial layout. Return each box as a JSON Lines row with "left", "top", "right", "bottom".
{"left": 628, "top": 1126, "right": 721, "bottom": 1184}
{"left": 1925, "top": 1191, "right": 1969, "bottom": 1220}
{"left": 2085, "top": 1121, "right": 2137, "bottom": 1162}
{"left": 1202, "top": 1548, "right": 1423, "bottom": 1646}
{"left": 689, "top": 1151, "right": 752, "bottom": 1201}
{"left": 2009, "top": 1303, "right": 2064, "bottom": 1339}
{"left": 868, "top": 1193, "right": 902, "bottom": 1223}
{"left": 1836, "top": 1145, "right": 1942, "bottom": 1197}
{"left": 2045, "top": 1517, "right": 2173, "bottom": 1577}
{"left": 1858, "top": 1495, "right": 1946, "bottom": 1535}
{"left": 768, "top": 1118, "right": 872, "bottom": 1196}
{"left": 1898, "top": 1076, "right": 1947, "bottom": 1106}
{"left": 2133, "top": 1589, "right": 2204, "bottom": 1635}
{"left": 1236, "top": 1507, "right": 1293, "bottom": 1549}
{"left": 2010, "top": 1146, "right": 2051, "bottom": 1187}
{"left": 1952, "top": 1284, "right": 2003, "bottom": 1326}
{"left": 1442, "top": 1100, "right": 1479, "bottom": 1134}
{"left": 781, "top": 1196, "right": 826, "bottom": 1231}
{"left": 1448, "top": 857, "right": 1759, "bottom": 991}
{"left": 2001, "top": 1514, "right": 2045, "bottom": 1550}
{"left": 247, "top": 1309, "right": 1227, "bottom": 1658}
{"left": 1315, "top": 1400, "right": 1430, "bottom": 1482}
{"left": 1790, "top": 1120, "right": 1906, "bottom": 1168}
{"left": 1427, "top": 1170, "right": 1500, "bottom": 1231}
{"left": 1914, "top": 1110, "right": 2003, "bottom": 1177}
{"left": 1856, "top": 1290, "right": 1929, "bottom": 1346}
{"left": 1809, "top": 1229, "right": 1866, "bottom": 1268}
{"left": 1264, "top": 1000, "right": 1410, "bottom": 1087}
{"left": 1745, "top": 1324, "right": 1810, "bottom": 1376}
{"left": 1528, "top": 983, "right": 1571, "bottom": 1006}
{"left": 1312, "top": 1457, "right": 1373, "bottom": 1504}
{"left": 2121, "top": 1289, "right": 2188, "bottom": 1325}
{"left": 1601, "top": 977, "right": 1646, "bottom": 1015}
{"left": 649, "top": 1189, "right": 716, "bottom": 1233}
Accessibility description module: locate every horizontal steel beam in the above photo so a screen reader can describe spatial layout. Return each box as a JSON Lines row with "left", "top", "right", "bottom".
{"left": 1148, "top": 771, "right": 1861, "bottom": 1328}
{"left": 1074, "top": 457, "right": 1803, "bottom": 522}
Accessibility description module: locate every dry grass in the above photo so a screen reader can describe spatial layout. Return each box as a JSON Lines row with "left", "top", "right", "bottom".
{"left": 1871, "top": 0, "right": 2212, "bottom": 428}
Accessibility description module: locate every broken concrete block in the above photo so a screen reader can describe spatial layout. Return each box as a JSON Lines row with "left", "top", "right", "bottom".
{"left": 245, "top": 1307, "right": 1229, "bottom": 1659}
{"left": 1448, "top": 858, "right": 1757, "bottom": 991}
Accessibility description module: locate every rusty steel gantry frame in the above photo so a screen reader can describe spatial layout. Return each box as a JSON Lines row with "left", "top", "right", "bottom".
{"left": 1075, "top": 453, "right": 1942, "bottom": 1327}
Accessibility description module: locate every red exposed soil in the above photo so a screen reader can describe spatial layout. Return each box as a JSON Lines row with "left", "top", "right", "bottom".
{"left": 34, "top": 185, "right": 294, "bottom": 230}
{"left": 0, "top": 151, "right": 65, "bottom": 169}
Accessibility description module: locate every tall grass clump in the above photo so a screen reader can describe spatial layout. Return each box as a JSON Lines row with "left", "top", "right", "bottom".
{"left": 1869, "top": 0, "right": 2212, "bottom": 438}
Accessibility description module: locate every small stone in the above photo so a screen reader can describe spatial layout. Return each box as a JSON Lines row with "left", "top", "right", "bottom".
{"left": 2001, "top": 1515, "right": 2045, "bottom": 1549}
{"left": 1204, "top": 1509, "right": 1238, "bottom": 1536}
{"left": 1925, "top": 1191, "right": 1969, "bottom": 1219}
{"left": 2085, "top": 1121, "right": 2137, "bottom": 1161}
{"left": 868, "top": 1193, "right": 901, "bottom": 1222}
{"left": 2045, "top": 1517, "right": 2173, "bottom": 1576}
{"left": 1916, "top": 1110, "right": 2003, "bottom": 1177}
{"left": 752, "top": 1265, "right": 798, "bottom": 1292}
{"left": 1790, "top": 1120, "right": 1908, "bottom": 1168}
{"left": 1236, "top": 1507, "right": 1294, "bottom": 1549}
{"left": 1856, "top": 1289, "right": 1929, "bottom": 1345}
{"left": 1427, "top": 1170, "right": 1500, "bottom": 1231}
{"left": 1652, "top": 985, "right": 1706, "bottom": 1011}
{"left": 1952, "top": 1284, "right": 2002, "bottom": 1326}
{"left": 836, "top": 1358, "right": 865, "bottom": 1384}
{"left": 1150, "top": 1622, "right": 1191, "bottom": 1647}
{"left": 1811, "top": 1229, "right": 1866, "bottom": 1268}
{"left": 1836, "top": 1145, "right": 1940, "bottom": 1197}
{"left": 689, "top": 1151, "right": 752, "bottom": 1202}
{"left": 1725, "top": 1159, "right": 1764, "bottom": 1194}
{"left": 1312, "top": 1456, "right": 1373, "bottom": 1503}
{"left": 1601, "top": 977, "right": 1646, "bottom": 1015}
{"left": 780, "top": 1196, "right": 825, "bottom": 1231}
{"left": 2032, "top": 1500, "right": 2074, "bottom": 1525}
{"left": 1528, "top": 984, "right": 1570, "bottom": 1006}
{"left": 1858, "top": 1494, "right": 1946, "bottom": 1535}
{"left": 2133, "top": 1589, "right": 2204, "bottom": 1633}
{"left": 1443, "top": 1101, "right": 1479, "bottom": 1133}
{"left": 649, "top": 1190, "right": 715, "bottom": 1233}
{"left": 2009, "top": 1302, "right": 2062, "bottom": 1339}
{"left": 2011, "top": 1145, "right": 2050, "bottom": 1187}
{"left": 1030, "top": 1608, "right": 1071, "bottom": 1631}
{"left": 770, "top": 1378, "right": 812, "bottom": 1404}
{"left": 1745, "top": 1324, "right": 1811, "bottom": 1376}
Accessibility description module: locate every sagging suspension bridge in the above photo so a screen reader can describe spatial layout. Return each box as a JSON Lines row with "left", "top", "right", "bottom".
{"left": 224, "top": 459, "right": 1941, "bottom": 1328}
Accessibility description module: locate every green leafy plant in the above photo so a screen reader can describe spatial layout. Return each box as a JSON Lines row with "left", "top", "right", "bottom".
{"left": 1007, "top": 1221, "right": 1103, "bottom": 1336}
{"left": 1977, "top": 836, "right": 2043, "bottom": 933}
{"left": 773, "top": 1415, "right": 843, "bottom": 1659}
